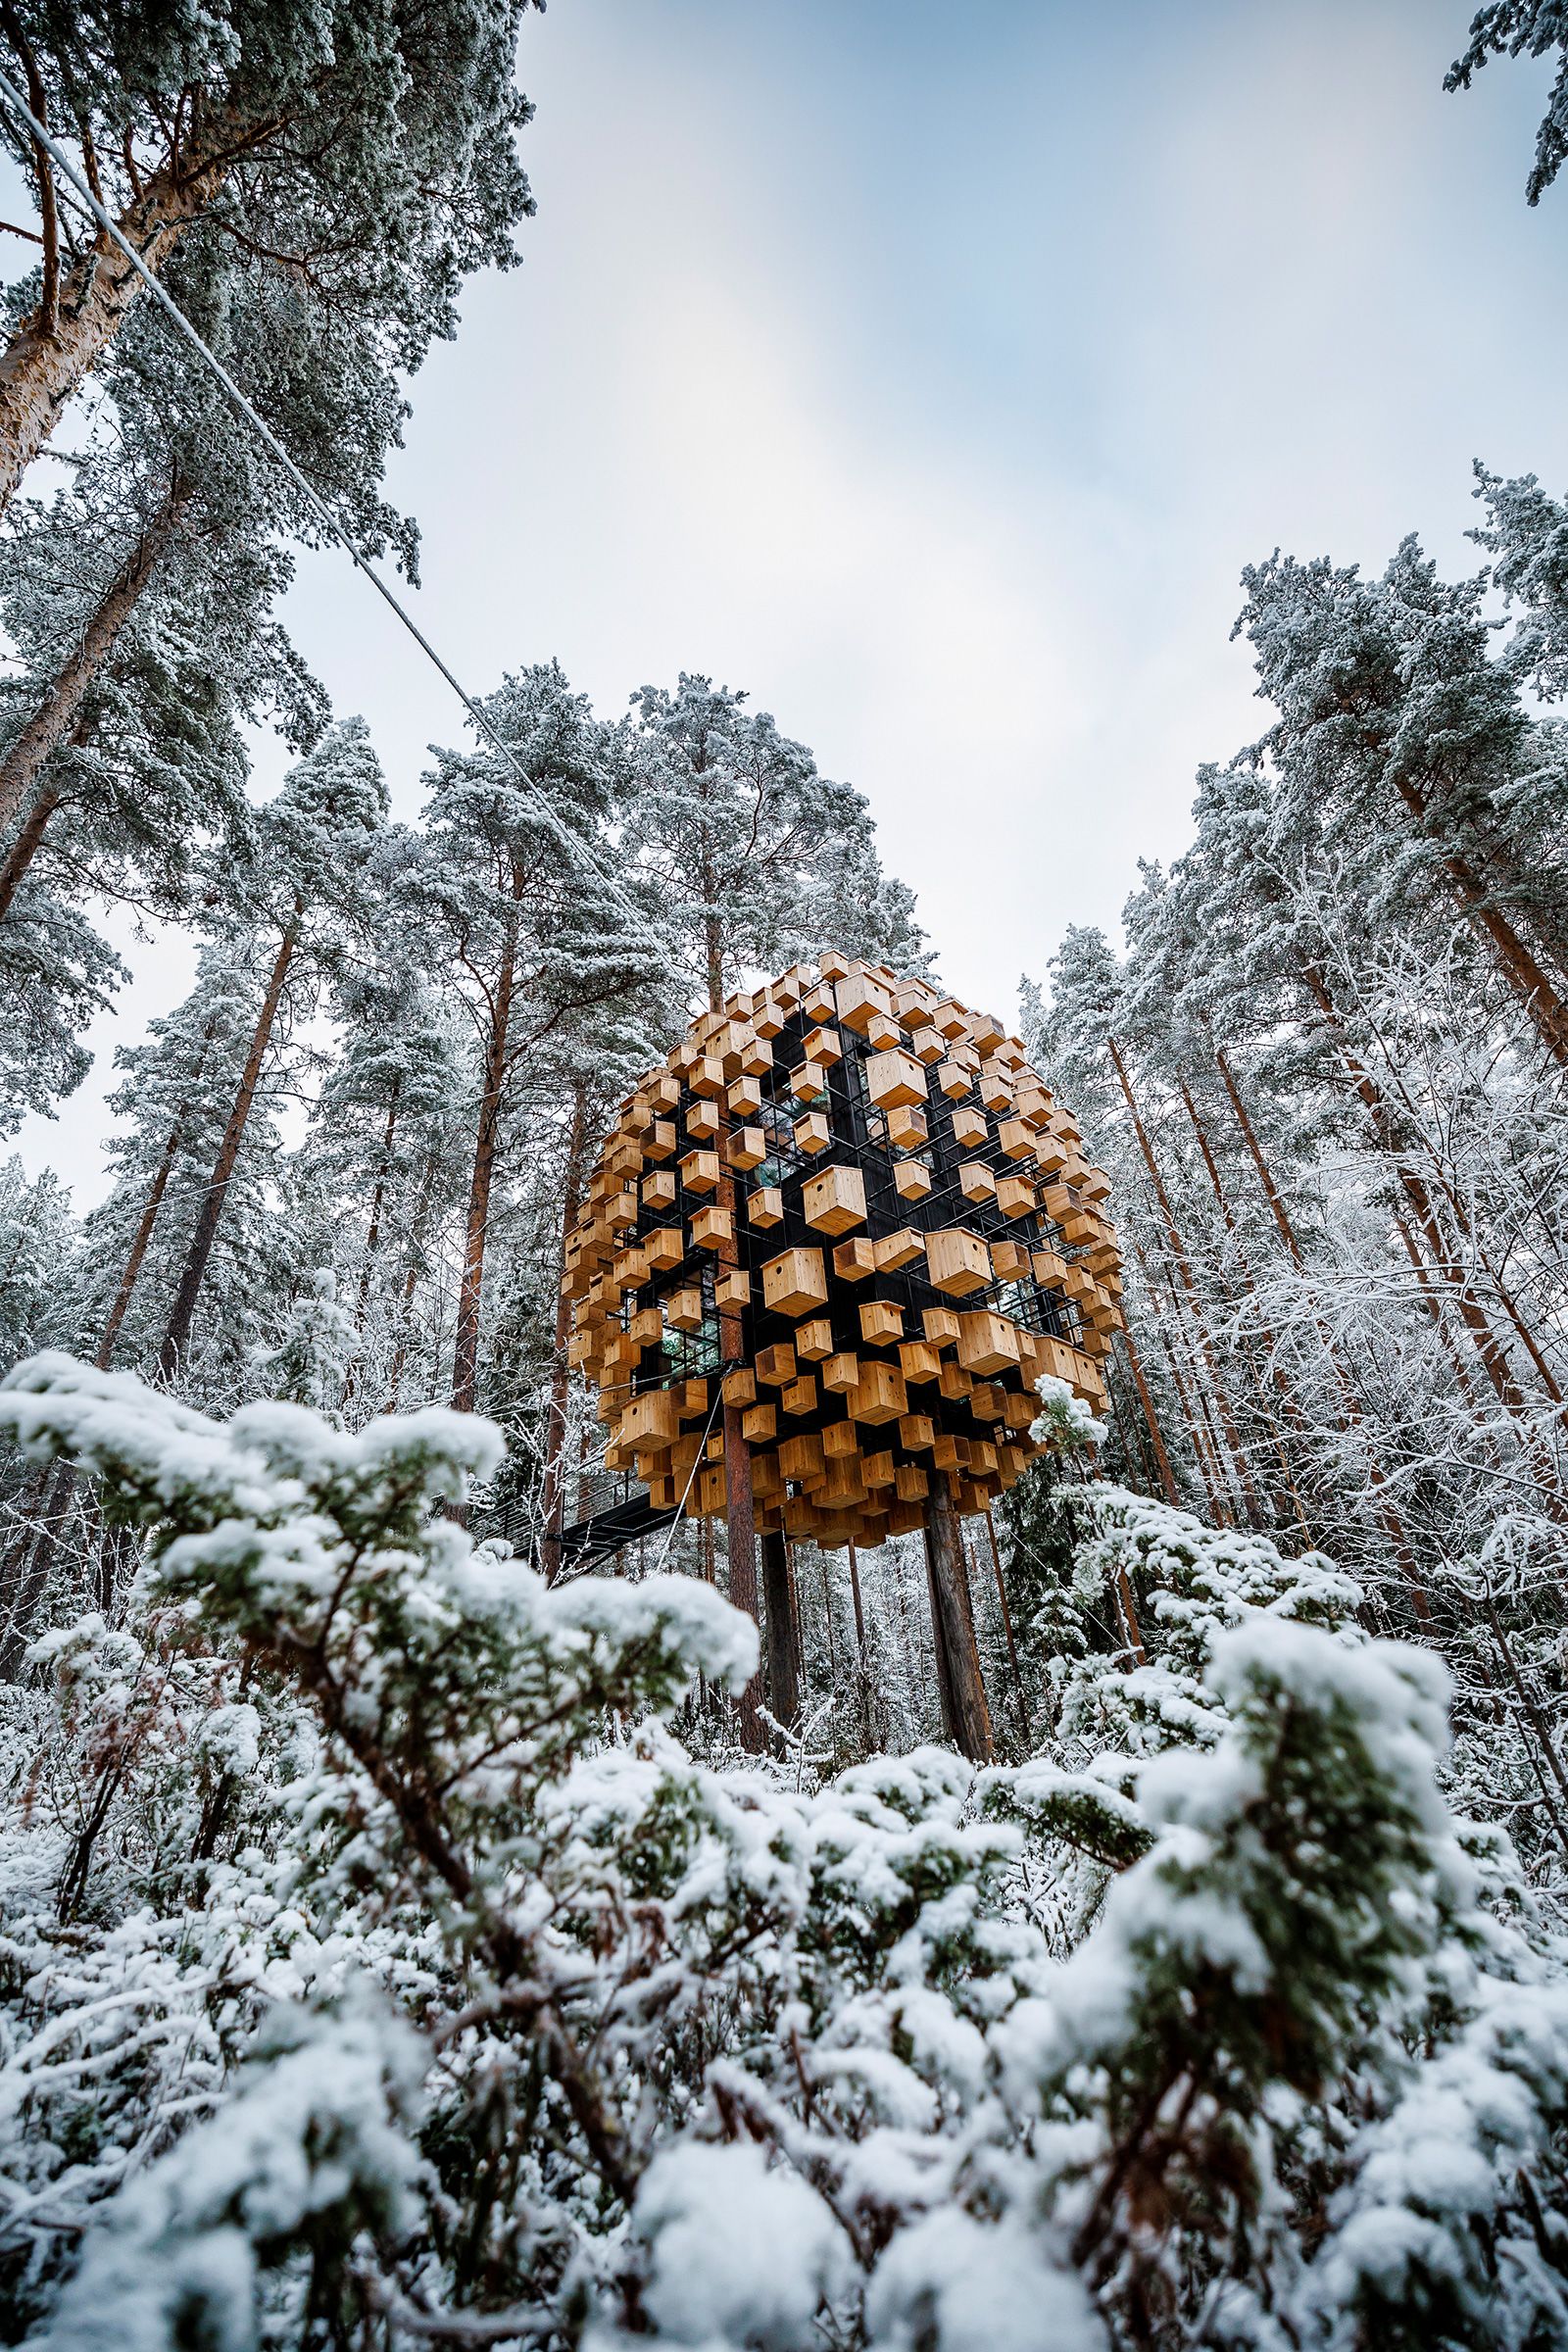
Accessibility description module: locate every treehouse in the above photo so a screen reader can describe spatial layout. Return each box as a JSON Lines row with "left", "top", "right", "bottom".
{"left": 560, "top": 954, "right": 1122, "bottom": 1756}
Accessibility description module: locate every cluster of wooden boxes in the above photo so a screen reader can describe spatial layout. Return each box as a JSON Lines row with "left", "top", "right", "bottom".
{"left": 562, "top": 956, "right": 1121, "bottom": 1551}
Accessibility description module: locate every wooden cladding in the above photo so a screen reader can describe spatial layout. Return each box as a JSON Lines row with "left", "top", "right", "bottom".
{"left": 564, "top": 954, "right": 1117, "bottom": 1549}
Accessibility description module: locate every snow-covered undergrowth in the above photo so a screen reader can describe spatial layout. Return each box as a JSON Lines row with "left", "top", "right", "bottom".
{"left": 1, "top": 1354, "right": 1565, "bottom": 2351}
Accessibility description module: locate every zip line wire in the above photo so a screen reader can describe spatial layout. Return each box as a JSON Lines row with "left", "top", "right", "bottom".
{"left": 0, "top": 67, "right": 651, "bottom": 938}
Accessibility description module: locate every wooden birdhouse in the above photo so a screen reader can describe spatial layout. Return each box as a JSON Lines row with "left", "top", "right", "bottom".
{"left": 865, "top": 1049, "right": 927, "bottom": 1109}
{"left": 802, "top": 1163, "right": 867, "bottom": 1236}
{"left": 564, "top": 951, "right": 1120, "bottom": 1638}
{"left": 761, "top": 1247, "right": 829, "bottom": 1318}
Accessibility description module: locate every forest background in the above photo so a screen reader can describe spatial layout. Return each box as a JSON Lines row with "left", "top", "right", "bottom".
{"left": 5, "top": 5, "right": 1568, "bottom": 2350}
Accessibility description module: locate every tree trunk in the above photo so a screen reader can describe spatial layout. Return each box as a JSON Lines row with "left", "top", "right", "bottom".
{"left": 541, "top": 1080, "right": 590, "bottom": 1582}
{"left": 0, "top": 1022, "right": 219, "bottom": 1675}
{"left": 1212, "top": 1044, "right": 1305, "bottom": 1265}
{"left": 1298, "top": 963, "right": 1542, "bottom": 1415}
{"left": 390, "top": 1176, "right": 439, "bottom": 1411}
{"left": 353, "top": 1079, "right": 404, "bottom": 1331}
{"left": 761, "top": 1531, "right": 800, "bottom": 1734}
{"left": 1217, "top": 1032, "right": 1490, "bottom": 1411}
{"left": 99, "top": 1100, "right": 202, "bottom": 1370}
{"left": 0, "top": 778, "right": 60, "bottom": 918}
{"left": 0, "top": 1457, "right": 72, "bottom": 1679}
{"left": 157, "top": 911, "right": 299, "bottom": 1380}
{"left": 0, "top": 139, "right": 235, "bottom": 521}
{"left": 1106, "top": 1036, "right": 1263, "bottom": 1524}
{"left": 1116, "top": 1324, "right": 1181, "bottom": 1505}
{"left": 1390, "top": 773, "right": 1568, "bottom": 1066}
{"left": 982, "top": 1507, "right": 1033, "bottom": 1743}
{"left": 338, "top": 1078, "right": 405, "bottom": 1419}
{"left": 922, "top": 1483, "right": 994, "bottom": 1762}
{"left": 713, "top": 1096, "right": 762, "bottom": 1749}
{"left": 1203, "top": 1058, "right": 1447, "bottom": 1608}
{"left": 1172, "top": 1068, "right": 1314, "bottom": 1539}
{"left": 0, "top": 481, "right": 189, "bottom": 841}
{"left": 1133, "top": 1247, "right": 1231, "bottom": 1522}
{"left": 451, "top": 878, "right": 522, "bottom": 1418}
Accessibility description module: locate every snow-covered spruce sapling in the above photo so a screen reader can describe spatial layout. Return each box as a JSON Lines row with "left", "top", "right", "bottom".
{"left": 6, "top": 1350, "right": 1568, "bottom": 2348}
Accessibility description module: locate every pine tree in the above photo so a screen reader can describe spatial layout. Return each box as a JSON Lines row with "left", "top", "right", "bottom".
{"left": 157, "top": 721, "right": 390, "bottom": 1383}
{"left": 291, "top": 958, "right": 471, "bottom": 1418}
{"left": 0, "top": 0, "right": 541, "bottom": 514}
{"left": 0, "top": 879, "right": 123, "bottom": 1130}
{"left": 69, "top": 938, "right": 276, "bottom": 1379}
{"left": 1235, "top": 540, "right": 1568, "bottom": 1064}
{"left": 0, "top": 1151, "right": 71, "bottom": 1365}
{"left": 624, "top": 673, "right": 925, "bottom": 1013}
{"left": 1446, "top": 4, "right": 1568, "bottom": 204}
{"left": 414, "top": 664, "right": 667, "bottom": 1417}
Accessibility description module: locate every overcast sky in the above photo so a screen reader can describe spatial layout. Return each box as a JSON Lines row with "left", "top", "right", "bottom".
{"left": 14, "top": 0, "right": 1568, "bottom": 1207}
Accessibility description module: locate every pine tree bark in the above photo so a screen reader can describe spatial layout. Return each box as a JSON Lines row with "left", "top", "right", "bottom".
{"left": 1298, "top": 963, "right": 1546, "bottom": 1415}
{"left": 0, "top": 480, "right": 187, "bottom": 839}
{"left": 385, "top": 1199, "right": 432, "bottom": 1413}
{"left": 0, "top": 778, "right": 59, "bottom": 918}
{"left": 1172, "top": 1068, "right": 1314, "bottom": 1539}
{"left": 923, "top": 1483, "right": 994, "bottom": 1762}
{"left": 353, "top": 1078, "right": 404, "bottom": 1332}
{"left": 451, "top": 868, "right": 522, "bottom": 1418}
{"left": 339, "top": 1077, "right": 405, "bottom": 1418}
{"left": 0, "top": 1020, "right": 219, "bottom": 1675}
{"left": 0, "top": 133, "right": 242, "bottom": 520}
{"left": 846, "top": 1538, "right": 866, "bottom": 1649}
{"left": 1217, "top": 1036, "right": 1489, "bottom": 1411}
{"left": 1133, "top": 1245, "right": 1231, "bottom": 1522}
{"left": 982, "top": 1507, "right": 1034, "bottom": 1740}
{"left": 1178, "top": 1064, "right": 1428, "bottom": 1613}
{"left": 1116, "top": 1324, "right": 1181, "bottom": 1505}
{"left": 713, "top": 1092, "right": 763, "bottom": 1750}
{"left": 1389, "top": 772, "right": 1568, "bottom": 1066}
{"left": 98, "top": 1033, "right": 217, "bottom": 1371}
{"left": 1213, "top": 1045, "right": 1305, "bottom": 1266}
{"left": 158, "top": 910, "right": 300, "bottom": 1379}
{"left": 762, "top": 1530, "right": 801, "bottom": 1733}
{"left": 541, "top": 1080, "right": 590, "bottom": 1582}
{"left": 1106, "top": 1036, "right": 1264, "bottom": 1524}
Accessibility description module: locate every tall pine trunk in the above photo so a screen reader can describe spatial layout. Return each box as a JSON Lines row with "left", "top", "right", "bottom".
{"left": 1106, "top": 1035, "right": 1264, "bottom": 1525}
{"left": 1216, "top": 1036, "right": 1485, "bottom": 1416}
{"left": 451, "top": 867, "right": 522, "bottom": 1418}
{"left": 713, "top": 1085, "right": 763, "bottom": 1751}
{"left": 761, "top": 1532, "right": 801, "bottom": 1732}
{"left": 340, "top": 1077, "right": 404, "bottom": 1416}
{"left": 0, "top": 138, "right": 240, "bottom": 519}
{"left": 1298, "top": 963, "right": 1555, "bottom": 1419}
{"left": 0, "top": 1021, "right": 216, "bottom": 1674}
{"left": 541, "top": 1079, "right": 590, "bottom": 1581}
{"left": 352, "top": 1078, "right": 404, "bottom": 1334}
{"left": 922, "top": 1484, "right": 994, "bottom": 1762}
{"left": 158, "top": 911, "right": 300, "bottom": 1379}
{"left": 1390, "top": 773, "right": 1568, "bottom": 1066}
{"left": 0, "top": 779, "right": 60, "bottom": 919}
{"left": 1172, "top": 1070, "right": 1317, "bottom": 1543}
{"left": 0, "top": 482, "right": 186, "bottom": 844}
{"left": 1116, "top": 1324, "right": 1181, "bottom": 1505}
{"left": 1135, "top": 1243, "right": 1235, "bottom": 1521}
{"left": 385, "top": 1181, "right": 436, "bottom": 1412}
{"left": 99, "top": 1030, "right": 218, "bottom": 1371}
{"left": 1179, "top": 1063, "right": 1428, "bottom": 1613}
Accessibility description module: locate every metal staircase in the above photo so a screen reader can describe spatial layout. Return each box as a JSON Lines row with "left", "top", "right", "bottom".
{"left": 553, "top": 1485, "right": 682, "bottom": 1571}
